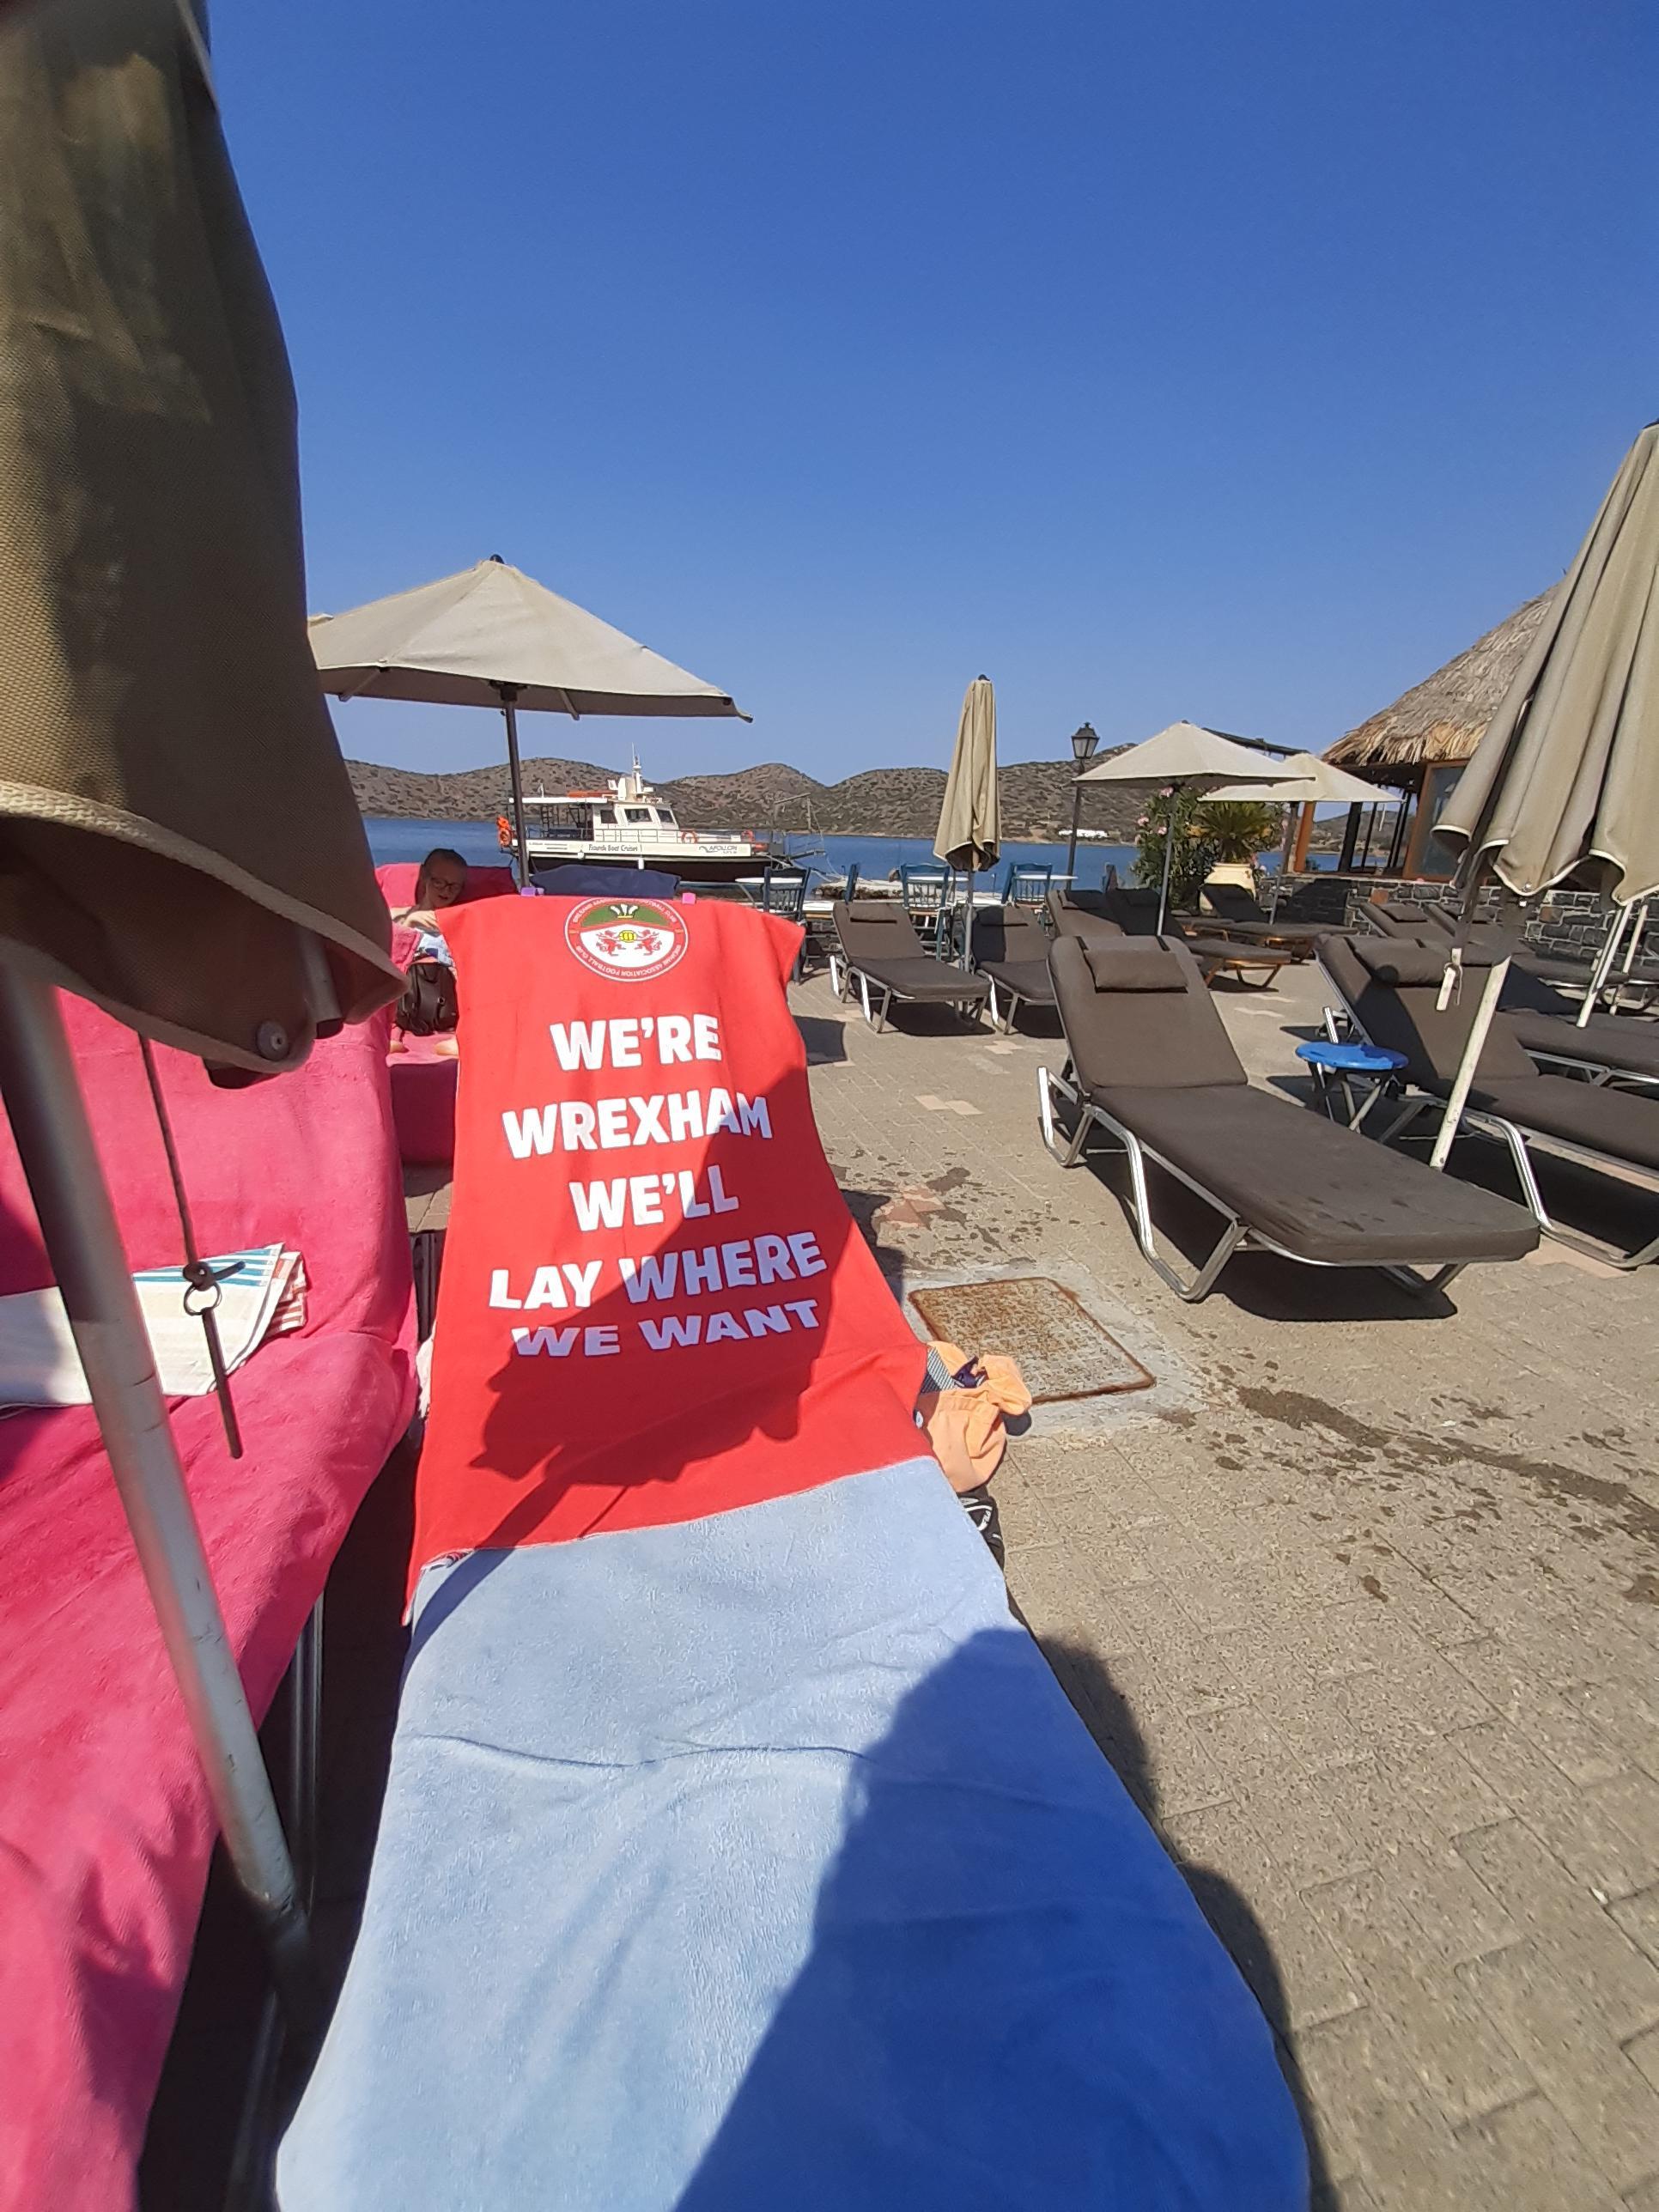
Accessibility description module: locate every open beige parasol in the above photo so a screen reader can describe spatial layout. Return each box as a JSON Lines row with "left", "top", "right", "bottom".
{"left": 1077, "top": 722, "right": 1303, "bottom": 932}
{"left": 310, "top": 557, "right": 749, "bottom": 881}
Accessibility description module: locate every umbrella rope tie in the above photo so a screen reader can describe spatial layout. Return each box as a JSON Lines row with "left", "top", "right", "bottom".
{"left": 138, "top": 1039, "right": 244, "bottom": 1457}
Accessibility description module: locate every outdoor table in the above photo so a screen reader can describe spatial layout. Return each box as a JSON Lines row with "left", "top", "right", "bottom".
{"left": 1296, "top": 1039, "right": 1407, "bottom": 1129}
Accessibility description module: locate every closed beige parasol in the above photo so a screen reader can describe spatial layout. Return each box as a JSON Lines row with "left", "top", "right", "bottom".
{"left": 0, "top": 0, "right": 397, "bottom": 1073}
{"left": 1438, "top": 422, "right": 1659, "bottom": 906}
{"left": 933, "top": 676, "right": 1000, "bottom": 965}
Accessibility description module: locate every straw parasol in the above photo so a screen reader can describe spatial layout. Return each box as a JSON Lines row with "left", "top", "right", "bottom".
{"left": 933, "top": 676, "right": 1000, "bottom": 966}
{"left": 1077, "top": 722, "right": 1302, "bottom": 933}
{"left": 310, "top": 558, "right": 748, "bottom": 882}
{"left": 1327, "top": 593, "right": 1558, "bottom": 780}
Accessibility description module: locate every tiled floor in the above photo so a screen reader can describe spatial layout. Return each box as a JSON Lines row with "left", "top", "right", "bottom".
{"left": 793, "top": 957, "right": 1659, "bottom": 2212}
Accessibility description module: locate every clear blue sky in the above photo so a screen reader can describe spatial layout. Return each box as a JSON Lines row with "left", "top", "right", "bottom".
{"left": 219, "top": 1, "right": 1656, "bottom": 782}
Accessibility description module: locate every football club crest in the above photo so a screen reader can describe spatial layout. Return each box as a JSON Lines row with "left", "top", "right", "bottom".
{"left": 564, "top": 897, "right": 690, "bottom": 982}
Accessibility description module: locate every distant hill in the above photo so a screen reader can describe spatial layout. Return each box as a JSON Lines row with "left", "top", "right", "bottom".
{"left": 345, "top": 748, "right": 1159, "bottom": 842}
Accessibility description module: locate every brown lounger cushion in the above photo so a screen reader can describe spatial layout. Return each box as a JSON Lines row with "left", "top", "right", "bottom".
{"left": 1081, "top": 943, "right": 1187, "bottom": 991}
{"left": 1351, "top": 939, "right": 1498, "bottom": 988}
{"left": 1183, "top": 936, "right": 1294, "bottom": 968}
{"left": 1045, "top": 890, "right": 1125, "bottom": 945}
{"left": 979, "top": 959, "right": 1055, "bottom": 1003}
{"left": 851, "top": 957, "right": 990, "bottom": 1001}
{"left": 1091, "top": 1085, "right": 1539, "bottom": 1267}
{"left": 1050, "top": 937, "right": 1247, "bottom": 1093}
{"left": 1319, "top": 936, "right": 1538, "bottom": 1091}
{"left": 1505, "top": 1010, "right": 1659, "bottom": 1079}
{"left": 1467, "top": 1075, "right": 1659, "bottom": 1173}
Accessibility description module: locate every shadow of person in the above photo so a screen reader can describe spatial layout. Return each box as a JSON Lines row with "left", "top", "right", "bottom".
{"left": 672, "top": 1623, "right": 1310, "bottom": 2212}
{"left": 1036, "top": 1635, "right": 1337, "bottom": 2209}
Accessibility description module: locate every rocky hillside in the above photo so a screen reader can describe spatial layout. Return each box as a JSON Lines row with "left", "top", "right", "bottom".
{"left": 346, "top": 748, "right": 1159, "bottom": 841}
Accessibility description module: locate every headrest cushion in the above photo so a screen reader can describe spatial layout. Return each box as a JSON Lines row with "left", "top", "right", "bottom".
{"left": 1352, "top": 939, "right": 1496, "bottom": 988}
{"left": 1082, "top": 942, "right": 1188, "bottom": 992}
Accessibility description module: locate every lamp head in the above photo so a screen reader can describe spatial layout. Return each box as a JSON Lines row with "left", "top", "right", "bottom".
{"left": 1069, "top": 721, "right": 1100, "bottom": 766}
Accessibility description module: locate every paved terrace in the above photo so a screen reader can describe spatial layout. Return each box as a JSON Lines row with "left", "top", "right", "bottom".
{"left": 793, "top": 956, "right": 1659, "bottom": 2212}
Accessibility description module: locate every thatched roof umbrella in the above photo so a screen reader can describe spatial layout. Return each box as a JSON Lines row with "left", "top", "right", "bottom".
{"left": 1324, "top": 590, "right": 1557, "bottom": 875}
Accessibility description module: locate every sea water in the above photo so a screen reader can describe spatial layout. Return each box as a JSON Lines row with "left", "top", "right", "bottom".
{"left": 362, "top": 817, "right": 1146, "bottom": 889}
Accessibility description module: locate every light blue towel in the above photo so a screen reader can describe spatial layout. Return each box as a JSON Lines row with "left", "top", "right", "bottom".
{"left": 279, "top": 1461, "right": 1305, "bottom": 2210}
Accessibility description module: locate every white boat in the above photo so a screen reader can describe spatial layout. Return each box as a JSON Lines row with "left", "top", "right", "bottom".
{"left": 516, "top": 762, "right": 765, "bottom": 884}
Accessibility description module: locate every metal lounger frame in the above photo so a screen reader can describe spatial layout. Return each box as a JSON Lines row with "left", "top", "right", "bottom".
{"left": 1036, "top": 1060, "right": 1464, "bottom": 1304}
{"left": 986, "top": 975, "right": 1046, "bottom": 1034}
{"left": 826, "top": 951, "right": 985, "bottom": 1033}
{"left": 1318, "top": 978, "right": 1659, "bottom": 1272}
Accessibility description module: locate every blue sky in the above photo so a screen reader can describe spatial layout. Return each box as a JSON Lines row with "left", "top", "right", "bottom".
{"left": 220, "top": 2, "right": 1656, "bottom": 782}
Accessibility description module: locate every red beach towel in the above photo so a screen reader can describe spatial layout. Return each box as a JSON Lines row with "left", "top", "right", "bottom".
{"left": 410, "top": 896, "right": 928, "bottom": 1586}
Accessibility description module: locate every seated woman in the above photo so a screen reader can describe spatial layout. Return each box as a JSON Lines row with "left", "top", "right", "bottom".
{"left": 391, "top": 848, "right": 469, "bottom": 959}
{"left": 391, "top": 849, "right": 467, "bottom": 1053}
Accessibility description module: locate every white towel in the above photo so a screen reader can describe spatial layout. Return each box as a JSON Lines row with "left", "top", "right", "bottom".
{"left": 0, "top": 1243, "right": 305, "bottom": 1407}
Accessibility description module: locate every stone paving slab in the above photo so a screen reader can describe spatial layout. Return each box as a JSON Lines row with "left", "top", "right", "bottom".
{"left": 798, "top": 961, "right": 1659, "bottom": 2210}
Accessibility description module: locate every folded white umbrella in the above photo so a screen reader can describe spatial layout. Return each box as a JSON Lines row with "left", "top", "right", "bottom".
{"left": 1077, "top": 723, "right": 1302, "bottom": 931}
{"left": 311, "top": 556, "right": 748, "bottom": 878}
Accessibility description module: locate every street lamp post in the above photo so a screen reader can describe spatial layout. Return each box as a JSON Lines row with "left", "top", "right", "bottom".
{"left": 1065, "top": 721, "right": 1101, "bottom": 879}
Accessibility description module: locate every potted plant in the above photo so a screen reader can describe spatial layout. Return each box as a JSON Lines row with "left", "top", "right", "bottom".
{"left": 1133, "top": 787, "right": 1217, "bottom": 913}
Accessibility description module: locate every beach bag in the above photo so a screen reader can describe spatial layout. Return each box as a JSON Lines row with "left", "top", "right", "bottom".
{"left": 397, "top": 958, "right": 459, "bottom": 1036}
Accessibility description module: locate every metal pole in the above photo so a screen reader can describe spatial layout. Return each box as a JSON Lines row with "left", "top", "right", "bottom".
{"left": 1157, "top": 802, "right": 1176, "bottom": 937}
{"left": 1066, "top": 778, "right": 1084, "bottom": 881}
{"left": 1430, "top": 957, "right": 1510, "bottom": 1170}
{"left": 0, "top": 969, "right": 312, "bottom": 2016}
{"left": 1576, "top": 901, "right": 1632, "bottom": 1028}
{"left": 497, "top": 684, "right": 532, "bottom": 887}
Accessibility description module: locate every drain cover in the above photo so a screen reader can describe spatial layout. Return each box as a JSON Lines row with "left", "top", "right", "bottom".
{"left": 908, "top": 1277, "right": 1153, "bottom": 1403}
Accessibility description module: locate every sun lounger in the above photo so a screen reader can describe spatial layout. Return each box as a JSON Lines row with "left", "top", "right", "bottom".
{"left": 1094, "top": 885, "right": 1297, "bottom": 988}
{"left": 1504, "top": 1005, "right": 1659, "bottom": 1091}
{"left": 829, "top": 900, "right": 989, "bottom": 1030}
{"left": 1317, "top": 935, "right": 1659, "bottom": 1269}
{"left": 1362, "top": 896, "right": 1656, "bottom": 998}
{"left": 969, "top": 904, "right": 1057, "bottom": 1030}
{"left": 1046, "top": 886, "right": 1127, "bottom": 945}
{"left": 1038, "top": 937, "right": 1538, "bottom": 1299}
{"left": 1352, "top": 931, "right": 1659, "bottom": 1093}
{"left": 280, "top": 896, "right": 1307, "bottom": 2212}
{"left": 1200, "top": 882, "right": 1328, "bottom": 953}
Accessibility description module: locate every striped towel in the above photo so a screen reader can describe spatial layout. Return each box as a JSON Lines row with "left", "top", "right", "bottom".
{"left": 0, "top": 1244, "right": 305, "bottom": 1407}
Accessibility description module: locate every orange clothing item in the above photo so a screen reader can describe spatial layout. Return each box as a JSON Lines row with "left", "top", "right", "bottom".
{"left": 920, "top": 1341, "right": 1033, "bottom": 1492}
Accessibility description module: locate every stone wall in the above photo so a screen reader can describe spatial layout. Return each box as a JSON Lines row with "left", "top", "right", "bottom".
{"left": 1273, "top": 872, "right": 1637, "bottom": 960}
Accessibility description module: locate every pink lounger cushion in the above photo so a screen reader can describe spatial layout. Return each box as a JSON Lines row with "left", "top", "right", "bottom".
{"left": 0, "top": 998, "right": 416, "bottom": 2212}
{"left": 374, "top": 861, "right": 518, "bottom": 909}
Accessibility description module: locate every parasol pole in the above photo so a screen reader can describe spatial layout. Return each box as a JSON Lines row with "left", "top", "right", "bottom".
{"left": 0, "top": 968, "right": 313, "bottom": 2021}
{"left": 1576, "top": 901, "right": 1633, "bottom": 1028}
{"left": 1429, "top": 954, "right": 1510, "bottom": 1170}
{"left": 1156, "top": 792, "right": 1177, "bottom": 936}
{"left": 495, "top": 682, "right": 532, "bottom": 887}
